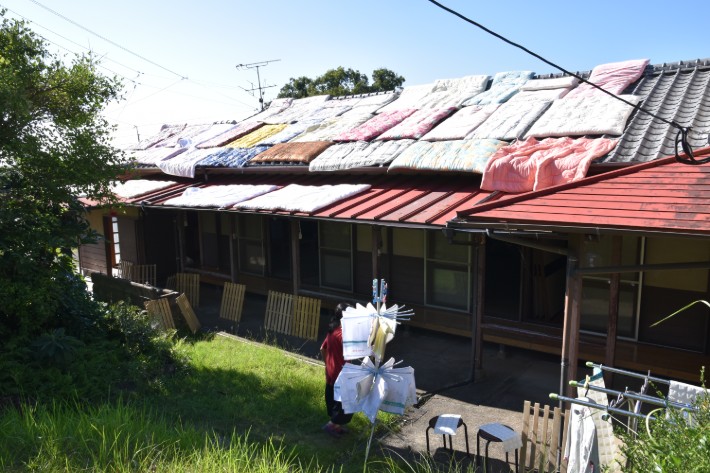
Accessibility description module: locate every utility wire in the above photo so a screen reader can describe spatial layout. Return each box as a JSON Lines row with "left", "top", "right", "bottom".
{"left": 26, "top": 0, "right": 188, "bottom": 80}
{"left": 425, "top": 0, "right": 707, "bottom": 164}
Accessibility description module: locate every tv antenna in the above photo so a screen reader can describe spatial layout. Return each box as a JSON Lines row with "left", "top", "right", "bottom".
{"left": 236, "top": 59, "right": 281, "bottom": 111}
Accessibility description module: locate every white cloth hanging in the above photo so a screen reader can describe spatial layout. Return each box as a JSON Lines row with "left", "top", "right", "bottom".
{"left": 565, "top": 396, "right": 600, "bottom": 473}
{"left": 334, "top": 357, "right": 416, "bottom": 423}
{"left": 340, "top": 303, "right": 375, "bottom": 359}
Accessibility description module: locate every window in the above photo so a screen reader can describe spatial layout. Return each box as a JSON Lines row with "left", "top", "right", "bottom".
{"left": 111, "top": 216, "right": 121, "bottom": 266}
{"left": 426, "top": 231, "right": 470, "bottom": 311}
{"left": 580, "top": 235, "right": 640, "bottom": 337}
{"left": 199, "top": 212, "right": 231, "bottom": 273}
{"left": 319, "top": 221, "right": 352, "bottom": 290}
{"left": 238, "top": 214, "right": 265, "bottom": 275}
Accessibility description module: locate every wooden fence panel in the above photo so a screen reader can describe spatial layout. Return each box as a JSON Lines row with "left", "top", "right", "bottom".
{"left": 520, "top": 401, "right": 569, "bottom": 473}
{"left": 292, "top": 295, "right": 321, "bottom": 341}
{"left": 176, "top": 293, "right": 202, "bottom": 334}
{"left": 131, "top": 264, "right": 156, "bottom": 287}
{"left": 119, "top": 260, "right": 134, "bottom": 280}
{"left": 176, "top": 273, "right": 200, "bottom": 308}
{"left": 264, "top": 291, "right": 293, "bottom": 336}
{"left": 144, "top": 297, "right": 175, "bottom": 331}
{"left": 219, "top": 282, "right": 246, "bottom": 324}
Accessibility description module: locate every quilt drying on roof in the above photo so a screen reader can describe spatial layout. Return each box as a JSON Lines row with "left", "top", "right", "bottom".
{"left": 481, "top": 136, "right": 618, "bottom": 193}
{"left": 111, "top": 180, "right": 177, "bottom": 199}
{"left": 262, "top": 95, "right": 331, "bottom": 124}
{"left": 226, "top": 124, "right": 288, "bottom": 148}
{"left": 196, "top": 145, "right": 271, "bottom": 168}
{"left": 334, "top": 109, "right": 418, "bottom": 142}
{"left": 130, "top": 147, "right": 186, "bottom": 166}
{"left": 507, "top": 76, "right": 579, "bottom": 102}
{"left": 155, "top": 123, "right": 214, "bottom": 148}
{"left": 376, "top": 108, "right": 457, "bottom": 140}
{"left": 564, "top": 58, "right": 649, "bottom": 99}
{"left": 309, "top": 140, "right": 414, "bottom": 172}
{"left": 157, "top": 148, "right": 222, "bottom": 178}
{"left": 420, "top": 105, "right": 499, "bottom": 141}
{"left": 163, "top": 184, "right": 278, "bottom": 208}
{"left": 427, "top": 74, "right": 490, "bottom": 107}
{"left": 376, "top": 84, "right": 435, "bottom": 113}
{"left": 524, "top": 94, "right": 642, "bottom": 138}
{"left": 196, "top": 121, "right": 264, "bottom": 148}
{"left": 234, "top": 183, "right": 371, "bottom": 213}
{"left": 388, "top": 139, "right": 505, "bottom": 173}
{"left": 463, "top": 70, "right": 535, "bottom": 106}
{"left": 129, "top": 124, "right": 186, "bottom": 150}
{"left": 185, "top": 123, "right": 237, "bottom": 148}
{"left": 248, "top": 141, "right": 333, "bottom": 165}
{"left": 254, "top": 123, "right": 310, "bottom": 146}
{"left": 292, "top": 114, "right": 372, "bottom": 142}
{"left": 471, "top": 100, "right": 552, "bottom": 141}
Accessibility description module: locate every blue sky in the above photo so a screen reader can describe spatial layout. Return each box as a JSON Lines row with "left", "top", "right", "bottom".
{"left": 3, "top": 0, "right": 709, "bottom": 146}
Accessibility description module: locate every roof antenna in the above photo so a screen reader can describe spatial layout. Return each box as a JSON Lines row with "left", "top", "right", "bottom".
{"left": 236, "top": 59, "right": 281, "bottom": 111}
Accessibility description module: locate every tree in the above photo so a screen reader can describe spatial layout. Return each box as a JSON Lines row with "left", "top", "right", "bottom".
{"left": 0, "top": 12, "right": 125, "bottom": 343}
{"left": 277, "top": 66, "right": 405, "bottom": 98}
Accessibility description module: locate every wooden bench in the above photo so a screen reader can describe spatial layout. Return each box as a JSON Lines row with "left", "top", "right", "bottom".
{"left": 264, "top": 291, "right": 321, "bottom": 341}
{"left": 175, "top": 293, "right": 202, "bottom": 334}
{"left": 144, "top": 297, "right": 175, "bottom": 331}
{"left": 219, "top": 282, "right": 246, "bottom": 326}
{"left": 520, "top": 401, "right": 569, "bottom": 473}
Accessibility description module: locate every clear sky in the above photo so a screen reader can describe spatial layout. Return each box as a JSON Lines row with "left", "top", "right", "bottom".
{"left": 3, "top": 0, "right": 709, "bottom": 147}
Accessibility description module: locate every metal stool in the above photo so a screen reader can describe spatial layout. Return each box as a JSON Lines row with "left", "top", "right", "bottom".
{"left": 476, "top": 423, "right": 519, "bottom": 473}
{"left": 425, "top": 415, "right": 470, "bottom": 456}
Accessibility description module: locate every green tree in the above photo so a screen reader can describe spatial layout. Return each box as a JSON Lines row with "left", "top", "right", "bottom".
{"left": 277, "top": 66, "right": 405, "bottom": 98}
{"left": 0, "top": 12, "right": 125, "bottom": 343}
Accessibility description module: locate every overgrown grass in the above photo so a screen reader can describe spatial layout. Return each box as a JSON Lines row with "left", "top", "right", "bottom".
{"left": 1, "top": 335, "right": 445, "bottom": 472}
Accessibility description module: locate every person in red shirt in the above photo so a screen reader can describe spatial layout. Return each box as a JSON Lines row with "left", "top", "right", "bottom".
{"left": 320, "top": 302, "right": 354, "bottom": 438}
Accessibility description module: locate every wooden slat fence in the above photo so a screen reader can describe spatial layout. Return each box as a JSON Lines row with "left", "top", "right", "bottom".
{"left": 219, "top": 282, "right": 246, "bottom": 324}
{"left": 130, "top": 264, "right": 157, "bottom": 287}
{"left": 176, "top": 273, "right": 200, "bottom": 307}
{"left": 520, "top": 401, "right": 569, "bottom": 473}
{"left": 292, "top": 294, "right": 321, "bottom": 341}
{"left": 175, "top": 293, "right": 202, "bottom": 334}
{"left": 118, "top": 260, "right": 134, "bottom": 280}
{"left": 264, "top": 291, "right": 322, "bottom": 341}
{"left": 144, "top": 297, "right": 175, "bottom": 331}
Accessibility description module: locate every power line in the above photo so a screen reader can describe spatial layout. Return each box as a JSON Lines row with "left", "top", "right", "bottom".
{"left": 25, "top": 0, "right": 188, "bottom": 80}
{"left": 424, "top": 0, "right": 705, "bottom": 164}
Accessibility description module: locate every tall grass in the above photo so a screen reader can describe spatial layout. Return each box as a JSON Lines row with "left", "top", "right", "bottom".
{"left": 0, "top": 335, "right": 422, "bottom": 472}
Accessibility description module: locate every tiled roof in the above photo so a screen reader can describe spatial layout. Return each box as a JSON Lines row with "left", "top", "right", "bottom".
{"left": 603, "top": 59, "right": 710, "bottom": 163}
{"left": 450, "top": 147, "right": 710, "bottom": 236}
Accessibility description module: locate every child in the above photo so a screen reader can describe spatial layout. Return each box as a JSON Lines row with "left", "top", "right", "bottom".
{"left": 320, "top": 302, "right": 354, "bottom": 438}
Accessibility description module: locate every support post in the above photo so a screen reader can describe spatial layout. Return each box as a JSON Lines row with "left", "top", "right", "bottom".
{"left": 290, "top": 220, "right": 300, "bottom": 297}
{"left": 473, "top": 235, "right": 486, "bottom": 378}
{"left": 372, "top": 225, "right": 381, "bottom": 280}
{"left": 560, "top": 254, "right": 580, "bottom": 403}
{"left": 605, "top": 236, "right": 622, "bottom": 384}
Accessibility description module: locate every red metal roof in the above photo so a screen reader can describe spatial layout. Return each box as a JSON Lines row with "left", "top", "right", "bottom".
{"left": 129, "top": 173, "right": 508, "bottom": 227}
{"left": 451, "top": 148, "right": 710, "bottom": 236}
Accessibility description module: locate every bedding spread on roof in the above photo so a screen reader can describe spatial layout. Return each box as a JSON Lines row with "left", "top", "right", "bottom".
{"left": 130, "top": 146, "right": 186, "bottom": 166}
{"left": 196, "top": 145, "right": 271, "bottom": 168}
{"left": 110, "top": 180, "right": 178, "bottom": 199}
{"left": 376, "top": 107, "right": 457, "bottom": 140}
{"left": 157, "top": 147, "right": 221, "bottom": 178}
{"left": 309, "top": 139, "right": 414, "bottom": 172}
{"left": 507, "top": 76, "right": 579, "bottom": 102}
{"left": 248, "top": 141, "right": 333, "bottom": 164}
{"left": 463, "top": 70, "right": 535, "bottom": 106}
{"left": 389, "top": 139, "right": 506, "bottom": 173}
{"left": 163, "top": 184, "right": 278, "bottom": 208}
{"left": 225, "top": 124, "right": 288, "bottom": 148}
{"left": 471, "top": 100, "right": 552, "bottom": 141}
{"left": 129, "top": 124, "right": 186, "bottom": 150}
{"left": 525, "top": 94, "right": 642, "bottom": 138}
{"left": 480, "top": 136, "right": 618, "bottom": 193}
{"left": 196, "top": 121, "right": 264, "bottom": 148}
{"left": 564, "top": 59, "right": 649, "bottom": 99}
{"left": 234, "top": 183, "right": 371, "bottom": 213}
{"left": 334, "top": 108, "right": 418, "bottom": 142}
{"left": 420, "top": 105, "right": 499, "bottom": 141}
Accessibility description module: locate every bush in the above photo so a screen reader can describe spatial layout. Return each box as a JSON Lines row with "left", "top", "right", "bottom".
{"left": 621, "top": 384, "right": 710, "bottom": 472}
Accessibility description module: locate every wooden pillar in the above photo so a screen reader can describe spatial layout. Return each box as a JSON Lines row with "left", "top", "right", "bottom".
{"left": 372, "top": 225, "right": 382, "bottom": 280}
{"left": 290, "top": 219, "right": 300, "bottom": 296}
{"left": 175, "top": 211, "right": 185, "bottom": 273}
{"left": 473, "top": 235, "right": 486, "bottom": 375}
{"left": 229, "top": 214, "right": 237, "bottom": 283}
{"left": 560, "top": 254, "right": 581, "bottom": 400}
{"left": 605, "top": 236, "right": 622, "bottom": 383}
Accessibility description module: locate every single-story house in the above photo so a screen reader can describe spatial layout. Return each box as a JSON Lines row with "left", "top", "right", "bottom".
{"left": 78, "top": 57, "right": 710, "bottom": 386}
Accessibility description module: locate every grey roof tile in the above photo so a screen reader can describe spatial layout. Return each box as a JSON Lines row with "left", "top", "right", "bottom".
{"left": 605, "top": 63, "right": 710, "bottom": 163}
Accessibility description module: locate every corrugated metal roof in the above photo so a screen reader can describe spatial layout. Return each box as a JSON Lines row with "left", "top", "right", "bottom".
{"left": 133, "top": 174, "right": 507, "bottom": 227}
{"left": 603, "top": 60, "right": 710, "bottom": 163}
{"left": 451, "top": 148, "right": 710, "bottom": 236}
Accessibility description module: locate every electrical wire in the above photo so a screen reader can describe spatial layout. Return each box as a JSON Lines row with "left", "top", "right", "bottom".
{"left": 25, "top": 0, "right": 188, "bottom": 80}
{"left": 424, "top": 0, "right": 709, "bottom": 165}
